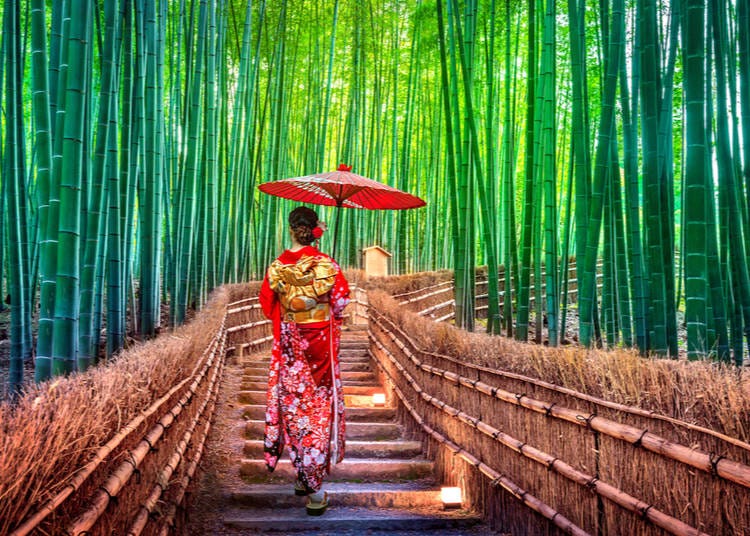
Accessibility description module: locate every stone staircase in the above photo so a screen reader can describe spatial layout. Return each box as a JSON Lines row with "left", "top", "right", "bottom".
{"left": 223, "top": 327, "right": 485, "bottom": 534}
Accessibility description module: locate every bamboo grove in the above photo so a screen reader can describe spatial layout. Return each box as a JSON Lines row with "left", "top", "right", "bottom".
{"left": 0, "top": 0, "right": 748, "bottom": 393}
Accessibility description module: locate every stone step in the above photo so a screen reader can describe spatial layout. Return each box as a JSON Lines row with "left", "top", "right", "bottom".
{"left": 244, "top": 421, "right": 403, "bottom": 441}
{"left": 238, "top": 385, "right": 380, "bottom": 404}
{"left": 239, "top": 458, "right": 434, "bottom": 482}
{"left": 241, "top": 405, "right": 396, "bottom": 422}
{"left": 339, "top": 337, "right": 370, "bottom": 350}
{"left": 245, "top": 357, "right": 370, "bottom": 377}
{"left": 238, "top": 391, "right": 265, "bottom": 404}
{"left": 341, "top": 371, "right": 376, "bottom": 382}
{"left": 243, "top": 439, "right": 423, "bottom": 459}
{"left": 239, "top": 390, "right": 392, "bottom": 408}
{"left": 342, "top": 385, "right": 381, "bottom": 396}
{"left": 345, "top": 393, "right": 393, "bottom": 408}
{"left": 223, "top": 505, "right": 481, "bottom": 533}
{"left": 241, "top": 375, "right": 267, "bottom": 384}
{"left": 340, "top": 351, "right": 370, "bottom": 359}
{"left": 240, "top": 374, "right": 376, "bottom": 387}
{"left": 227, "top": 482, "right": 439, "bottom": 509}
{"left": 341, "top": 362, "right": 372, "bottom": 372}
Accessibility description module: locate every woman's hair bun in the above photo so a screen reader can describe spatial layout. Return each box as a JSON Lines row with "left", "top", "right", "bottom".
{"left": 289, "top": 206, "right": 319, "bottom": 245}
{"left": 289, "top": 206, "right": 318, "bottom": 228}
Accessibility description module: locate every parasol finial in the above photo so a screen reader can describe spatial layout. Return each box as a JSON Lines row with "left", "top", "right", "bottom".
{"left": 337, "top": 163, "right": 352, "bottom": 172}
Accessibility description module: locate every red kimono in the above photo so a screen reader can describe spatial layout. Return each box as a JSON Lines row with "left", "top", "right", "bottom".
{"left": 259, "top": 246, "right": 350, "bottom": 493}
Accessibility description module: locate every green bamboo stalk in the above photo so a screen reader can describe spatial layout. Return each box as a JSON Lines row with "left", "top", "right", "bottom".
{"left": 79, "top": 0, "right": 119, "bottom": 370}
{"left": 568, "top": 0, "right": 591, "bottom": 293}
{"left": 712, "top": 0, "right": 748, "bottom": 364}
{"left": 681, "top": 0, "right": 709, "bottom": 360}
{"left": 4, "top": 0, "right": 30, "bottom": 393}
{"left": 175, "top": 0, "right": 208, "bottom": 324}
{"left": 740, "top": 0, "right": 750, "bottom": 226}
{"left": 51, "top": 0, "right": 92, "bottom": 376}
{"left": 619, "top": 20, "right": 647, "bottom": 351}
{"left": 501, "top": 0, "right": 515, "bottom": 337}
{"left": 515, "top": 0, "right": 536, "bottom": 342}
{"left": 639, "top": 0, "right": 670, "bottom": 356}
{"left": 541, "top": 0, "right": 558, "bottom": 346}
{"left": 579, "top": 0, "right": 624, "bottom": 348}
{"left": 435, "top": 0, "right": 461, "bottom": 282}
{"left": 317, "top": 0, "right": 339, "bottom": 170}
{"left": 32, "top": 0, "right": 63, "bottom": 381}
{"left": 140, "top": 0, "right": 164, "bottom": 335}
{"left": 611, "top": 142, "right": 633, "bottom": 346}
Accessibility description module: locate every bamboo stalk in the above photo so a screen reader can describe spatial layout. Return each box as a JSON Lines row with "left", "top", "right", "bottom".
{"left": 227, "top": 303, "right": 262, "bottom": 315}
{"left": 227, "top": 296, "right": 260, "bottom": 308}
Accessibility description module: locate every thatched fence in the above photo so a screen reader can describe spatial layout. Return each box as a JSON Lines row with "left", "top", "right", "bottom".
{"left": 0, "top": 283, "right": 264, "bottom": 536}
{"left": 391, "top": 261, "right": 604, "bottom": 324}
{"left": 366, "top": 292, "right": 750, "bottom": 535}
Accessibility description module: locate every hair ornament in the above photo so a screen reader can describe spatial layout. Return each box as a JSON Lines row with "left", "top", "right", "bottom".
{"left": 312, "top": 226, "right": 324, "bottom": 239}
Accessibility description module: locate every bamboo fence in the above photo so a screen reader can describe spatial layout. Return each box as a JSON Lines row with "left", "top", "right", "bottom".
{"left": 366, "top": 303, "right": 750, "bottom": 535}
{"left": 0, "top": 285, "right": 271, "bottom": 535}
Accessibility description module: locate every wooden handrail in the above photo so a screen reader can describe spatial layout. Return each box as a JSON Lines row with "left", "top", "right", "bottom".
{"left": 371, "top": 334, "right": 709, "bottom": 536}
{"left": 370, "top": 340, "right": 591, "bottom": 536}
{"left": 369, "top": 306, "right": 750, "bottom": 453}
{"left": 9, "top": 316, "right": 227, "bottom": 536}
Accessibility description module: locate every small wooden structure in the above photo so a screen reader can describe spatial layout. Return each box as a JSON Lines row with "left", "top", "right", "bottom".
{"left": 362, "top": 245, "right": 392, "bottom": 278}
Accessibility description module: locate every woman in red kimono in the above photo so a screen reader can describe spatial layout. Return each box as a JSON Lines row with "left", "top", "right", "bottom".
{"left": 259, "top": 206, "right": 350, "bottom": 516}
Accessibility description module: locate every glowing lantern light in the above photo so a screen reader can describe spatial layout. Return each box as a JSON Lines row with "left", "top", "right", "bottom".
{"left": 441, "top": 486, "right": 462, "bottom": 509}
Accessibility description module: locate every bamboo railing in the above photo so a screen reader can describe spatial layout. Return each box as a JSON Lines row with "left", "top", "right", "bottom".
{"left": 366, "top": 302, "right": 750, "bottom": 535}
{"left": 9, "top": 312, "right": 227, "bottom": 536}
{"left": 397, "top": 260, "right": 605, "bottom": 324}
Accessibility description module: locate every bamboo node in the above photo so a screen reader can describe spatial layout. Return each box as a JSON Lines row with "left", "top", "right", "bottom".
{"left": 490, "top": 477, "right": 503, "bottom": 488}
{"left": 144, "top": 436, "right": 158, "bottom": 452}
{"left": 632, "top": 429, "right": 648, "bottom": 448}
{"left": 546, "top": 457, "right": 558, "bottom": 471}
{"left": 639, "top": 504, "right": 653, "bottom": 520}
{"left": 709, "top": 453, "right": 725, "bottom": 477}
{"left": 544, "top": 403, "right": 557, "bottom": 417}
{"left": 576, "top": 413, "right": 597, "bottom": 429}
{"left": 585, "top": 477, "right": 598, "bottom": 492}
{"left": 99, "top": 484, "right": 118, "bottom": 505}
{"left": 514, "top": 393, "right": 525, "bottom": 405}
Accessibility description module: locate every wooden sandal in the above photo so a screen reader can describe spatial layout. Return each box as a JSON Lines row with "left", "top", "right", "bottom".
{"left": 294, "top": 479, "right": 309, "bottom": 496}
{"left": 305, "top": 492, "right": 329, "bottom": 516}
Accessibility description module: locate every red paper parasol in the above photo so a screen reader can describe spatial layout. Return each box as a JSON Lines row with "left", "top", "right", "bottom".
{"left": 257, "top": 164, "right": 426, "bottom": 210}
{"left": 258, "top": 164, "right": 426, "bottom": 256}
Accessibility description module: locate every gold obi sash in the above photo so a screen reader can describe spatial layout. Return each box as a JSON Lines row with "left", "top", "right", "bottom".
{"left": 267, "top": 255, "right": 337, "bottom": 324}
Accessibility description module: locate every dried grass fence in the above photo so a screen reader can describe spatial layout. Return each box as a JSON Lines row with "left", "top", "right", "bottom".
{"left": 0, "top": 283, "right": 262, "bottom": 536}
{"left": 366, "top": 290, "right": 750, "bottom": 535}
{"left": 390, "top": 261, "right": 603, "bottom": 324}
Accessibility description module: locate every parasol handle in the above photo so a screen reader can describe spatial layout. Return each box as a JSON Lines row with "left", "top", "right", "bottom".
{"left": 332, "top": 201, "right": 342, "bottom": 260}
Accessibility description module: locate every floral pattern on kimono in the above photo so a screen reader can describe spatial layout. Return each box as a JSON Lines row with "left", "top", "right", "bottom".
{"left": 259, "top": 246, "right": 349, "bottom": 493}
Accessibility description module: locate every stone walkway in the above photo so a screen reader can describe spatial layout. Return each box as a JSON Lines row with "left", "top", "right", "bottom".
{"left": 186, "top": 328, "right": 498, "bottom": 535}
